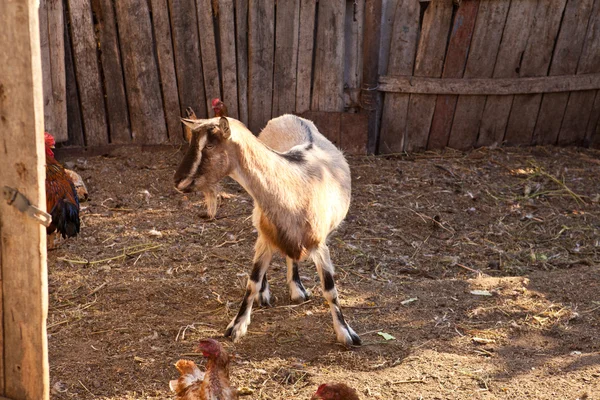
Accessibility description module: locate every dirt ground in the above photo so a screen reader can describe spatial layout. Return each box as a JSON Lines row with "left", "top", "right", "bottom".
{"left": 48, "top": 145, "right": 600, "bottom": 399}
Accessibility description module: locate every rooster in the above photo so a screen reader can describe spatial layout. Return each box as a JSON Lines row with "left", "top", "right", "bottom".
{"left": 45, "top": 132, "right": 80, "bottom": 239}
{"left": 212, "top": 98, "right": 228, "bottom": 117}
{"left": 311, "top": 383, "right": 360, "bottom": 400}
{"left": 170, "top": 339, "right": 238, "bottom": 400}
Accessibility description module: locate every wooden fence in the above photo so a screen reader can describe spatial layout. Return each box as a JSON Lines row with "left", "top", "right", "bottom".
{"left": 40, "top": 0, "right": 600, "bottom": 155}
{"left": 378, "top": 0, "right": 600, "bottom": 153}
{"left": 40, "top": 0, "right": 368, "bottom": 153}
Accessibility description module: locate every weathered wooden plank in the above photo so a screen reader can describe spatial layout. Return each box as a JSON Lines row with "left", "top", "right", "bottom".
{"left": 67, "top": 0, "right": 109, "bottom": 146}
{"left": 295, "top": 0, "right": 317, "bottom": 114}
{"left": 149, "top": 0, "right": 183, "bottom": 142}
{"left": 344, "top": 0, "right": 364, "bottom": 110}
{"left": 273, "top": 0, "right": 300, "bottom": 116}
{"left": 378, "top": 0, "right": 420, "bottom": 153}
{"left": 378, "top": 0, "right": 400, "bottom": 76}
{"left": 235, "top": 0, "right": 249, "bottom": 124}
{"left": 404, "top": 0, "right": 454, "bottom": 152}
{"left": 169, "top": 0, "right": 207, "bottom": 118}
{"left": 47, "top": 0, "right": 68, "bottom": 142}
{"left": 429, "top": 0, "right": 480, "bottom": 150}
{"left": 63, "top": 4, "right": 85, "bottom": 146}
{"left": 340, "top": 112, "right": 369, "bottom": 154}
{"left": 448, "top": 1, "right": 510, "bottom": 149}
{"left": 311, "top": 0, "right": 346, "bottom": 112}
{"left": 218, "top": 0, "right": 239, "bottom": 119}
{"left": 585, "top": 90, "right": 600, "bottom": 146}
{"left": 115, "top": 0, "right": 167, "bottom": 144}
{"left": 559, "top": 0, "right": 600, "bottom": 146}
{"left": 379, "top": 73, "right": 600, "bottom": 95}
{"left": 91, "top": 0, "right": 131, "bottom": 144}
{"left": 197, "top": 0, "right": 221, "bottom": 113}
{"left": 478, "top": 0, "right": 539, "bottom": 147}
{"left": 0, "top": 0, "right": 49, "bottom": 398}
{"left": 39, "top": 1, "right": 54, "bottom": 137}
{"left": 248, "top": 0, "right": 275, "bottom": 132}
{"left": 505, "top": 0, "right": 568, "bottom": 146}
{"left": 533, "top": 0, "right": 594, "bottom": 145}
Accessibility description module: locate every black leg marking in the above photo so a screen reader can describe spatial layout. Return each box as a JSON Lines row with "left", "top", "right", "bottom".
{"left": 224, "top": 289, "right": 251, "bottom": 338}
{"left": 260, "top": 274, "right": 268, "bottom": 293}
{"left": 249, "top": 262, "right": 262, "bottom": 282}
{"left": 322, "top": 269, "right": 335, "bottom": 292}
{"left": 292, "top": 262, "right": 310, "bottom": 299}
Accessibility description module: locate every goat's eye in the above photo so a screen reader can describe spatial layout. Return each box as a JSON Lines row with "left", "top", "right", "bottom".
{"left": 205, "top": 144, "right": 215, "bottom": 150}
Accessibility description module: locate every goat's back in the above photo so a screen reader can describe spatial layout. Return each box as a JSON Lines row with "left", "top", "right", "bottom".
{"left": 258, "top": 114, "right": 339, "bottom": 155}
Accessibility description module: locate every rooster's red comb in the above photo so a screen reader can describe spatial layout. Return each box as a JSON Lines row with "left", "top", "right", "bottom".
{"left": 44, "top": 132, "right": 55, "bottom": 146}
{"left": 211, "top": 98, "right": 222, "bottom": 108}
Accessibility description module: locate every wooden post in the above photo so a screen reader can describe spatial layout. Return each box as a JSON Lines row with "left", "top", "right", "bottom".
{"left": 362, "top": 0, "right": 382, "bottom": 154}
{"left": 0, "top": 1, "right": 49, "bottom": 400}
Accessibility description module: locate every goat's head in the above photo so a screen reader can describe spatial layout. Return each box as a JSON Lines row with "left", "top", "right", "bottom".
{"left": 174, "top": 117, "right": 232, "bottom": 216}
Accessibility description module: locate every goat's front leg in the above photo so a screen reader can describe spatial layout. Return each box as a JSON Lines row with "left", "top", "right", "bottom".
{"left": 224, "top": 237, "right": 273, "bottom": 342}
{"left": 286, "top": 257, "right": 311, "bottom": 303}
{"left": 312, "top": 244, "right": 361, "bottom": 347}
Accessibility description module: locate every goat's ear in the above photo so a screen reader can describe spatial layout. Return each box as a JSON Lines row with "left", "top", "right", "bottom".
{"left": 181, "top": 118, "right": 199, "bottom": 143}
{"left": 218, "top": 117, "right": 231, "bottom": 139}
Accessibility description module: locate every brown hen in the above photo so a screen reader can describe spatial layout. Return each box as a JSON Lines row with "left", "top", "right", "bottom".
{"left": 171, "top": 339, "right": 238, "bottom": 400}
{"left": 311, "top": 382, "right": 360, "bottom": 400}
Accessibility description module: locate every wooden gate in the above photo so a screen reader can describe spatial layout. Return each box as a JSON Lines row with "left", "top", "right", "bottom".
{"left": 378, "top": 0, "right": 600, "bottom": 153}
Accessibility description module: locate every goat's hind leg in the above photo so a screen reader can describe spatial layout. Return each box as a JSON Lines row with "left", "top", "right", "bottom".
{"left": 286, "top": 257, "right": 310, "bottom": 303}
{"left": 225, "top": 236, "right": 273, "bottom": 342}
{"left": 312, "top": 244, "right": 361, "bottom": 346}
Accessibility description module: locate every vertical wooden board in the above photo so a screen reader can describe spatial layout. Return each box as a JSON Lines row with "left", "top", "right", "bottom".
{"left": 429, "top": 0, "right": 479, "bottom": 150}
{"left": 478, "top": 0, "right": 539, "bottom": 147}
{"left": 169, "top": 0, "right": 207, "bottom": 118}
{"left": 378, "top": 0, "right": 420, "bottom": 153}
{"left": 0, "top": 0, "right": 49, "bottom": 398}
{"left": 404, "top": 0, "right": 454, "bottom": 152}
{"left": 67, "top": 0, "right": 109, "bottom": 146}
{"left": 343, "top": 0, "right": 364, "bottom": 110}
{"left": 236, "top": 0, "right": 249, "bottom": 124}
{"left": 505, "top": 0, "right": 568, "bottom": 146}
{"left": 218, "top": 0, "right": 239, "bottom": 119}
{"left": 341, "top": 112, "right": 368, "bottom": 154}
{"left": 248, "top": 0, "right": 275, "bottom": 133}
{"left": 149, "top": 0, "right": 183, "bottom": 142}
{"left": 39, "top": 1, "right": 55, "bottom": 136}
{"left": 559, "top": 0, "right": 600, "bottom": 146}
{"left": 47, "top": 0, "right": 68, "bottom": 142}
{"left": 273, "top": 0, "right": 300, "bottom": 116}
{"left": 197, "top": 0, "right": 221, "bottom": 114}
{"left": 91, "top": 0, "right": 131, "bottom": 144}
{"left": 63, "top": 5, "right": 85, "bottom": 146}
{"left": 378, "top": 0, "right": 399, "bottom": 76}
{"left": 115, "top": 0, "right": 167, "bottom": 144}
{"left": 295, "top": 0, "right": 317, "bottom": 114}
{"left": 585, "top": 91, "right": 600, "bottom": 146}
{"left": 533, "top": 0, "right": 594, "bottom": 145}
{"left": 449, "top": 1, "right": 510, "bottom": 149}
{"left": 311, "top": 0, "right": 346, "bottom": 112}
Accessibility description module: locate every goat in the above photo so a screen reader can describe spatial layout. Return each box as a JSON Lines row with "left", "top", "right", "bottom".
{"left": 173, "top": 115, "right": 361, "bottom": 347}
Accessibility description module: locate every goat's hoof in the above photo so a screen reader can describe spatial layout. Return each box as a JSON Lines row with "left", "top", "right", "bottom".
{"left": 337, "top": 326, "right": 362, "bottom": 347}
{"left": 256, "top": 292, "right": 272, "bottom": 308}
{"left": 289, "top": 287, "right": 311, "bottom": 304}
{"left": 224, "top": 318, "right": 249, "bottom": 343}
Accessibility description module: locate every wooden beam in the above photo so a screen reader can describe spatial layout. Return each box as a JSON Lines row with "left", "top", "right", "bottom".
{"left": 378, "top": 73, "right": 600, "bottom": 95}
{"left": 0, "top": 1, "right": 49, "bottom": 400}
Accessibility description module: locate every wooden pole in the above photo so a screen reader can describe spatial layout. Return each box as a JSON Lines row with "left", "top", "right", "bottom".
{"left": 362, "top": 0, "right": 383, "bottom": 154}
{"left": 0, "top": 0, "right": 49, "bottom": 399}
